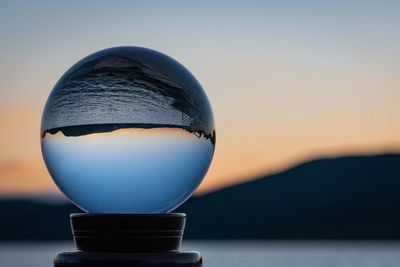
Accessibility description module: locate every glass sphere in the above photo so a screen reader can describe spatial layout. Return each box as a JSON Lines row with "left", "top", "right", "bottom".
{"left": 41, "top": 47, "right": 215, "bottom": 213}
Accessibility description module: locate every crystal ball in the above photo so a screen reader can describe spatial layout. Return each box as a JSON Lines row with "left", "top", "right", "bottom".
{"left": 41, "top": 47, "right": 215, "bottom": 213}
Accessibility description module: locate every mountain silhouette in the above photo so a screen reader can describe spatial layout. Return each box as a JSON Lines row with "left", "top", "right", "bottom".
{"left": 177, "top": 153, "right": 400, "bottom": 239}
{"left": 0, "top": 153, "right": 399, "bottom": 240}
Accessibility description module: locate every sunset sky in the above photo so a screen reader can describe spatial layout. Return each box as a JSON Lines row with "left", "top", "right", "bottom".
{"left": 0, "top": 1, "right": 399, "bottom": 197}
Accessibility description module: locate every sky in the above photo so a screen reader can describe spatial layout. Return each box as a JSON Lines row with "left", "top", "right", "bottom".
{"left": 0, "top": 0, "right": 399, "bottom": 197}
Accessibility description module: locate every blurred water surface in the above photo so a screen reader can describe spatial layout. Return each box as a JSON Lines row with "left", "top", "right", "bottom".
{"left": 1, "top": 241, "right": 400, "bottom": 267}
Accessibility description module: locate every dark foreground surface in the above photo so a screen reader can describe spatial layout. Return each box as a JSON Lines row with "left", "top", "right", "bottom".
{"left": 1, "top": 241, "right": 400, "bottom": 267}
{"left": 1, "top": 154, "right": 400, "bottom": 240}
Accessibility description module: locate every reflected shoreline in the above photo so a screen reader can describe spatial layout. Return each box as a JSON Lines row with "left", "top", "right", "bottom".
{"left": 42, "top": 123, "right": 215, "bottom": 145}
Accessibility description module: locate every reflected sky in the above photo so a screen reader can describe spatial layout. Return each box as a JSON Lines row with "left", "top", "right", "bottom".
{"left": 41, "top": 127, "right": 214, "bottom": 213}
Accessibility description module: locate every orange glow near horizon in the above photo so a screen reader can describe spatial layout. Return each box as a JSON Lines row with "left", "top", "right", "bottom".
{"left": 1, "top": 98, "right": 399, "bottom": 197}
{"left": 1, "top": 1, "right": 400, "bottom": 198}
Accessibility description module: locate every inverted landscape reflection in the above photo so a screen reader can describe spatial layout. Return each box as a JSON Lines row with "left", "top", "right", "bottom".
{"left": 41, "top": 47, "right": 214, "bottom": 135}
{"left": 40, "top": 47, "right": 215, "bottom": 213}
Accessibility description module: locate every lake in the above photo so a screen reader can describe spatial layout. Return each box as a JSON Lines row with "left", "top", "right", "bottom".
{"left": 1, "top": 241, "right": 400, "bottom": 267}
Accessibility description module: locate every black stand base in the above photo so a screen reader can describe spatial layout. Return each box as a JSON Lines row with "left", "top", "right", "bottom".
{"left": 54, "top": 213, "right": 202, "bottom": 267}
{"left": 55, "top": 251, "right": 202, "bottom": 267}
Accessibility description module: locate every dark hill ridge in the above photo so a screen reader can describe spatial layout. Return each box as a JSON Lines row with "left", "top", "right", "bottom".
{"left": 42, "top": 123, "right": 184, "bottom": 137}
{"left": 41, "top": 123, "right": 216, "bottom": 144}
{"left": 178, "top": 153, "right": 400, "bottom": 239}
{"left": 0, "top": 153, "right": 399, "bottom": 240}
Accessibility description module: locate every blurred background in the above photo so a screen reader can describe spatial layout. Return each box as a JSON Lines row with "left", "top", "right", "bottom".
{"left": 1, "top": 1, "right": 400, "bottom": 266}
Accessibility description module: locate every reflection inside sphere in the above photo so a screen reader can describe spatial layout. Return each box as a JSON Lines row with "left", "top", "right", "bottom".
{"left": 41, "top": 47, "right": 215, "bottom": 213}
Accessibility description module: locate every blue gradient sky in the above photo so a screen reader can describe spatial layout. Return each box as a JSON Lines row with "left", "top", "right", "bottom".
{"left": 0, "top": 1, "right": 399, "bottom": 195}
